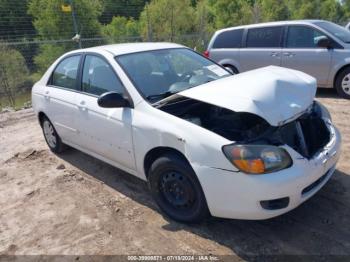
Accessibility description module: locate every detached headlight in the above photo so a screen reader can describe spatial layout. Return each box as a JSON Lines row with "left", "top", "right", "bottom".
{"left": 222, "top": 145, "right": 292, "bottom": 174}
{"left": 315, "top": 101, "right": 332, "bottom": 121}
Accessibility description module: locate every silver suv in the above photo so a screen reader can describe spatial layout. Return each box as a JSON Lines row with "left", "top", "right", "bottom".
{"left": 206, "top": 20, "right": 350, "bottom": 99}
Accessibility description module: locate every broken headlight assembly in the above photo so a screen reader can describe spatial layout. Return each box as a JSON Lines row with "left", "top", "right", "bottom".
{"left": 222, "top": 145, "right": 293, "bottom": 174}
{"left": 314, "top": 101, "right": 332, "bottom": 121}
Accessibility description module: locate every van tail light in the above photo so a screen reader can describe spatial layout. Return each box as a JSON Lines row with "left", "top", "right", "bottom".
{"left": 203, "top": 50, "right": 210, "bottom": 58}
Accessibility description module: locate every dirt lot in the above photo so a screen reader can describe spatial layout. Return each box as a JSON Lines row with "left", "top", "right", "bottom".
{"left": 0, "top": 89, "right": 349, "bottom": 258}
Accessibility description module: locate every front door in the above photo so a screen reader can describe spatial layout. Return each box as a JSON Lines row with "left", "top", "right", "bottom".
{"left": 74, "top": 54, "right": 135, "bottom": 170}
{"left": 281, "top": 25, "right": 332, "bottom": 87}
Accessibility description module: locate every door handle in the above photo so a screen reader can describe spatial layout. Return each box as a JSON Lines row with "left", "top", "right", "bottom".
{"left": 78, "top": 100, "right": 87, "bottom": 111}
{"left": 283, "top": 52, "right": 295, "bottom": 57}
{"left": 270, "top": 52, "right": 279, "bottom": 57}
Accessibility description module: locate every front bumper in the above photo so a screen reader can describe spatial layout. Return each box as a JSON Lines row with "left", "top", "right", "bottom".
{"left": 193, "top": 124, "right": 341, "bottom": 220}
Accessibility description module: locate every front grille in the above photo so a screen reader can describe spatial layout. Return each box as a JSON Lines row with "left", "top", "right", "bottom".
{"left": 278, "top": 113, "right": 330, "bottom": 159}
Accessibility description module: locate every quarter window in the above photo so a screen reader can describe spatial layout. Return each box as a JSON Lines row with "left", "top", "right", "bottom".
{"left": 51, "top": 55, "right": 80, "bottom": 90}
{"left": 82, "top": 55, "right": 124, "bottom": 96}
{"left": 286, "top": 26, "right": 327, "bottom": 48}
{"left": 213, "top": 29, "right": 243, "bottom": 48}
{"left": 246, "top": 26, "right": 283, "bottom": 48}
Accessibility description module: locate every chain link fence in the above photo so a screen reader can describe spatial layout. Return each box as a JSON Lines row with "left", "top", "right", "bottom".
{"left": 0, "top": 32, "right": 209, "bottom": 110}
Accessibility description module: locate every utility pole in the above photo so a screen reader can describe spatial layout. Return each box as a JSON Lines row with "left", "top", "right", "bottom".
{"left": 69, "top": 0, "right": 81, "bottom": 48}
{"left": 146, "top": 4, "right": 153, "bottom": 42}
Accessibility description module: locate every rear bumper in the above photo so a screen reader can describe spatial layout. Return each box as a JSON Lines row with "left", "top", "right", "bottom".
{"left": 193, "top": 124, "right": 341, "bottom": 220}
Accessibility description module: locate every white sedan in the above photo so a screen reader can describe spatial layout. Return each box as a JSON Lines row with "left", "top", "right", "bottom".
{"left": 32, "top": 43, "right": 341, "bottom": 222}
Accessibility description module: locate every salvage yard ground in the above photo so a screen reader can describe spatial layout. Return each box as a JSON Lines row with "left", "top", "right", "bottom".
{"left": 0, "top": 89, "right": 349, "bottom": 258}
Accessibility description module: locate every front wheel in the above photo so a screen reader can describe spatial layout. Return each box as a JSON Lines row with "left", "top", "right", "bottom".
{"left": 224, "top": 65, "right": 238, "bottom": 75}
{"left": 335, "top": 68, "right": 350, "bottom": 99}
{"left": 41, "top": 116, "right": 66, "bottom": 153}
{"left": 148, "top": 153, "right": 209, "bottom": 223}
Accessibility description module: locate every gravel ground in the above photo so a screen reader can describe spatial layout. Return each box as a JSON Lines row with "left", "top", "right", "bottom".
{"left": 0, "top": 89, "right": 349, "bottom": 259}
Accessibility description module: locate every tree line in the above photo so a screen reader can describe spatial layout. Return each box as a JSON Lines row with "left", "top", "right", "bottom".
{"left": 1, "top": 0, "right": 350, "bottom": 108}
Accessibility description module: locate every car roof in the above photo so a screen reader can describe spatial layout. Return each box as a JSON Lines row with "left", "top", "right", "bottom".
{"left": 68, "top": 42, "right": 185, "bottom": 56}
{"left": 214, "top": 19, "right": 326, "bottom": 33}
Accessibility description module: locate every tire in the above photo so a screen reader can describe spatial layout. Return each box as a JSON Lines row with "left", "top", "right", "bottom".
{"left": 224, "top": 65, "right": 238, "bottom": 75}
{"left": 335, "top": 67, "right": 350, "bottom": 99}
{"left": 148, "top": 153, "right": 209, "bottom": 223}
{"left": 41, "top": 116, "right": 66, "bottom": 153}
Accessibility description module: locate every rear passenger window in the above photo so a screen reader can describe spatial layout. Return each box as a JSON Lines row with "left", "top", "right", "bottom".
{"left": 51, "top": 55, "right": 81, "bottom": 90}
{"left": 213, "top": 29, "right": 243, "bottom": 48}
{"left": 82, "top": 55, "right": 124, "bottom": 96}
{"left": 246, "top": 26, "right": 283, "bottom": 48}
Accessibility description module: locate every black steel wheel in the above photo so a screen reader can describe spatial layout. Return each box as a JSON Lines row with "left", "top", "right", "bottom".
{"left": 148, "top": 153, "right": 209, "bottom": 223}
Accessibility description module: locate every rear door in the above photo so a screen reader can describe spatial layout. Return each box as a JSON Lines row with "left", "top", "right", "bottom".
{"left": 281, "top": 25, "right": 332, "bottom": 87}
{"left": 45, "top": 54, "right": 81, "bottom": 143}
{"left": 74, "top": 54, "right": 135, "bottom": 170}
{"left": 239, "top": 26, "right": 283, "bottom": 72}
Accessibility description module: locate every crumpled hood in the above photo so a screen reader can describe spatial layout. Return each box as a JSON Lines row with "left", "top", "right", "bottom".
{"left": 180, "top": 66, "right": 317, "bottom": 126}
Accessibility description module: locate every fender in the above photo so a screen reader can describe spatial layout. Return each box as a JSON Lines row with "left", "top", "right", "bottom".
{"left": 131, "top": 101, "right": 235, "bottom": 180}
{"left": 217, "top": 58, "right": 241, "bottom": 73}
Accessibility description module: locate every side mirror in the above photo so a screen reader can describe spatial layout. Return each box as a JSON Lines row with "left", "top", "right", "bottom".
{"left": 97, "top": 91, "right": 131, "bottom": 108}
{"left": 316, "top": 36, "right": 331, "bottom": 49}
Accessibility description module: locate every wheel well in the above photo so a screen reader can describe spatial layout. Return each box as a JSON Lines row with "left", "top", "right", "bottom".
{"left": 38, "top": 112, "right": 48, "bottom": 126}
{"left": 144, "top": 147, "right": 190, "bottom": 178}
{"left": 222, "top": 64, "right": 238, "bottom": 73}
{"left": 334, "top": 64, "right": 350, "bottom": 87}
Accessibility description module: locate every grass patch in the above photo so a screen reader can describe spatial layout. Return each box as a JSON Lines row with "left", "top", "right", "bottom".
{"left": 0, "top": 90, "right": 31, "bottom": 110}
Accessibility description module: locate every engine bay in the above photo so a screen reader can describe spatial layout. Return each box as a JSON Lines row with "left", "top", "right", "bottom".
{"left": 156, "top": 95, "right": 331, "bottom": 159}
{"left": 156, "top": 95, "right": 271, "bottom": 141}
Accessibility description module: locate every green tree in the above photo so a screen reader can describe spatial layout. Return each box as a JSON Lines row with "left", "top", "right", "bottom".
{"left": 194, "top": 0, "right": 215, "bottom": 49}
{"left": 207, "top": 0, "right": 253, "bottom": 28}
{"left": 259, "top": 0, "right": 289, "bottom": 22}
{"left": 287, "top": 0, "right": 321, "bottom": 20}
{"left": 0, "top": 0, "right": 37, "bottom": 71}
{"left": 0, "top": 45, "right": 29, "bottom": 107}
{"left": 0, "top": 0, "right": 35, "bottom": 40}
{"left": 28, "top": 0, "right": 103, "bottom": 72}
{"left": 100, "top": 0, "right": 148, "bottom": 23}
{"left": 320, "top": 0, "right": 344, "bottom": 22}
{"left": 139, "top": 0, "right": 196, "bottom": 42}
{"left": 101, "top": 16, "right": 140, "bottom": 43}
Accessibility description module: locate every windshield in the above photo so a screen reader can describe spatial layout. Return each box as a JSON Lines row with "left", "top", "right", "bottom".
{"left": 314, "top": 21, "right": 350, "bottom": 43}
{"left": 115, "top": 48, "right": 231, "bottom": 103}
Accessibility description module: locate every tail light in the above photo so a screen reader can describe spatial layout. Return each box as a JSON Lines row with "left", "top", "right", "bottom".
{"left": 203, "top": 50, "right": 210, "bottom": 58}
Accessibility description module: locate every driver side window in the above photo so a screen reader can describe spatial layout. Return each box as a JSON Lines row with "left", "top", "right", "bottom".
{"left": 82, "top": 55, "right": 125, "bottom": 96}
{"left": 286, "top": 26, "right": 327, "bottom": 48}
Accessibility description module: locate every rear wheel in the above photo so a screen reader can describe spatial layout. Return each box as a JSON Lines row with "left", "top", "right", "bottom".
{"left": 148, "top": 153, "right": 209, "bottom": 223}
{"left": 335, "top": 67, "right": 350, "bottom": 99}
{"left": 224, "top": 65, "right": 238, "bottom": 75}
{"left": 41, "top": 116, "right": 66, "bottom": 153}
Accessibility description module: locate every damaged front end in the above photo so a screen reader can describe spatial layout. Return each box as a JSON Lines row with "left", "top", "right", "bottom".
{"left": 156, "top": 95, "right": 332, "bottom": 171}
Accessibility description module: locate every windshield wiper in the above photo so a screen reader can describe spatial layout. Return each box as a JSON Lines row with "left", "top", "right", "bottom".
{"left": 146, "top": 91, "right": 173, "bottom": 102}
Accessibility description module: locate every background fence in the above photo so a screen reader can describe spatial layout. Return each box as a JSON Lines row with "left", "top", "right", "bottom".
{"left": 1, "top": 0, "right": 348, "bottom": 110}
{"left": 0, "top": 0, "right": 210, "bottom": 110}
